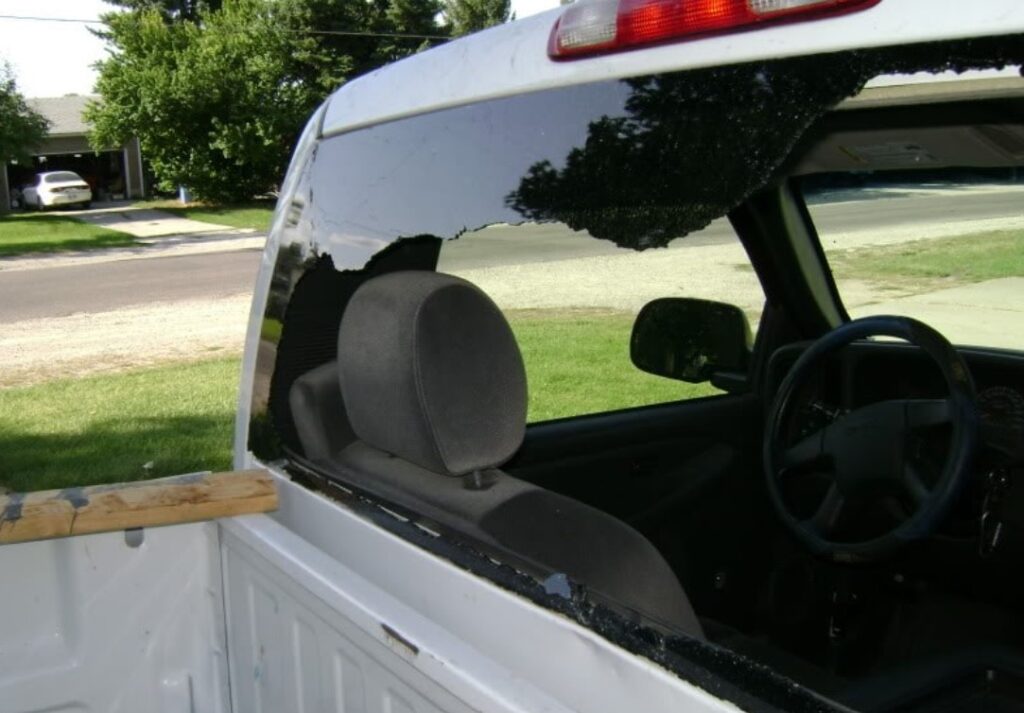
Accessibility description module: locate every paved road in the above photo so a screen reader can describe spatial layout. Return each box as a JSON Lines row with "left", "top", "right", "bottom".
{"left": 1, "top": 187, "right": 1021, "bottom": 323}
{"left": 442, "top": 187, "right": 1024, "bottom": 268}
{"left": 0, "top": 248, "right": 262, "bottom": 324}
{"left": 811, "top": 188, "right": 1024, "bottom": 234}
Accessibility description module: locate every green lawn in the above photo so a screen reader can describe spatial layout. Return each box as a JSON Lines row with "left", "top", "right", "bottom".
{"left": 510, "top": 309, "right": 719, "bottom": 422}
{"left": 0, "top": 358, "right": 239, "bottom": 493}
{"left": 135, "top": 199, "right": 275, "bottom": 231}
{"left": 0, "top": 311, "right": 717, "bottom": 493}
{"left": 829, "top": 229, "right": 1024, "bottom": 290}
{"left": 0, "top": 213, "right": 136, "bottom": 257}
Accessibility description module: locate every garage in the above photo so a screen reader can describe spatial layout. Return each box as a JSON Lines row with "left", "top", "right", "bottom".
{"left": 2, "top": 95, "right": 145, "bottom": 211}
{"left": 7, "top": 149, "right": 128, "bottom": 201}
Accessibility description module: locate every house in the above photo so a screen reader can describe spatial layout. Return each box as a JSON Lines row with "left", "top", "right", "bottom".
{"left": 1, "top": 95, "right": 145, "bottom": 212}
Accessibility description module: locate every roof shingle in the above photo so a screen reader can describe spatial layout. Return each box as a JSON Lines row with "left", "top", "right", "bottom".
{"left": 27, "top": 95, "right": 95, "bottom": 136}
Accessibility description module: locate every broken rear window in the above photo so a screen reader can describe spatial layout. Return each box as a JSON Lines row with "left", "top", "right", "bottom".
{"left": 252, "top": 34, "right": 1024, "bottom": 458}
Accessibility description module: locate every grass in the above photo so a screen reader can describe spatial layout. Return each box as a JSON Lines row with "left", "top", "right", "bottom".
{"left": 509, "top": 309, "right": 720, "bottom": 422}
{"left": 135, "top": 198, "right": 275, "bottom": 231}
{"left": 0, "top": 311, "right": 721, "bottom": 493}
{"left": 261, "top": 317, "right": 283, "bottom": 342}
{"left": 0, "top": 213, "right": 136, "bottom": 257}
{"left": 829, "top": 229, "right": 1024, "bottom": 290}
{"left": 0, "top": 358, "right": 240, "bottom": 493}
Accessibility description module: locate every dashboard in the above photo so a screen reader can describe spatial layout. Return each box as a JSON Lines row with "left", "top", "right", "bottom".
{"left": 767, "top": 340, "right": 1024, "bottom": 569}
{"left": 763, "top": 341, "right": 1024, "bottom": 704}
{"left": 768, "top": 341, "right": 1024, "bottom": 464}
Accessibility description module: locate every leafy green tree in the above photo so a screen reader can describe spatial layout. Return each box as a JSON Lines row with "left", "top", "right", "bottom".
{"left": 0, "top": 64, "right": 50, "bottom": 165}
{"left": 89, "top": 0, "right": 449, "bottom": 202}
{"left": 443, "top": 0, "right": 510, "bottom": 36}
{"left": 379, "top": 0, "right": 444, "bottom": 59}
{"left": 507, "top": 63, "right": 871, "bottom": 250}
{"left": 102, "top": 0, "right": 223, "bottom": 23}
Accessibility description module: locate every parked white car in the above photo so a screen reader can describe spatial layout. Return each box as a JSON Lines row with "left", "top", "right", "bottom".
{"left": 3, "top": 1, "right": 1024, "bottom": 712}
{"left": 21, "top": 170, "right": 92, "bottom": 210}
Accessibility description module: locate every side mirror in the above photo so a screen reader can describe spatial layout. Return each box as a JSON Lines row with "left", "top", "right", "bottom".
{"left": 630, "top": 298, "right": 752, "bottom": 389}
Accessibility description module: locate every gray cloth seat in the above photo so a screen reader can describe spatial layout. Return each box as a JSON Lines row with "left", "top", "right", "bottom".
{"left": 291, "top": 270, "right": 703, "bottom": 638}
{"left": 289, "top": 361, "right": 355, "bottom": 462}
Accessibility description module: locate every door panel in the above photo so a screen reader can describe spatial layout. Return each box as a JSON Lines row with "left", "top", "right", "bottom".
{"left": 507, "top": 393, "right": 773, "bottom": 624}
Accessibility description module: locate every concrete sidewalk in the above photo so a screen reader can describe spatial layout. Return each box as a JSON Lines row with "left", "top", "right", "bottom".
{"left": 851, "top": 277, "right": 1024, "bottom": 350}
{"left": 0, "top": 203, "right": 268, "bottom": 273}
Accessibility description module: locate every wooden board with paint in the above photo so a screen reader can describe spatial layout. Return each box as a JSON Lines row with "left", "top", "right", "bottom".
{"left": 0, "top": 470, "right": 278, "bottom": 545}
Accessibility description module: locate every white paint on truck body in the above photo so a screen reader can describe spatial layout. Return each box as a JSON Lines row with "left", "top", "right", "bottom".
{"left": 321, "top": 0, "right": 1024, "bottom": 136}
{"left": 0, "top": 523, "right": 230, "bottom": 712}
{"left": 221, "top": 468, "right": 744, "bottom": 713}
{"left": 225, "top": 4, "right": 1023, "bottom": 711}
{"left": 4, "top": 2, "right": 1024, "bottom": 712}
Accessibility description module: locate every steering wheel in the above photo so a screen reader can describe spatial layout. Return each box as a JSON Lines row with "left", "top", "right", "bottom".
{"left": 764, "top": 316, "right": 978, "bottom": 562}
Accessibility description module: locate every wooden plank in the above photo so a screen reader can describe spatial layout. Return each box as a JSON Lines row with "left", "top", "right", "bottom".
{"left": 0, "top": 470, "right": 278, "bottom": 545}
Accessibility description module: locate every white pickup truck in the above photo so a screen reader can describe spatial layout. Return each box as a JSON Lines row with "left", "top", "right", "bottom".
{"left": 4, "top": 1, "right": 1024, "bottom": 712}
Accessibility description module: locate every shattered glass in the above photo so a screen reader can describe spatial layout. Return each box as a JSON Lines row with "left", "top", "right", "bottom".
{"left": 253, "top": 33, "right": 1024, "bottom": 460}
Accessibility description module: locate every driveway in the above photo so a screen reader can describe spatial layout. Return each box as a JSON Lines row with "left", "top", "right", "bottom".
{"left": 69, "top": 203, "right": 249, "bottom": 238}
{"left": 851, "top": 278, "right": 1024, "bottom": 350}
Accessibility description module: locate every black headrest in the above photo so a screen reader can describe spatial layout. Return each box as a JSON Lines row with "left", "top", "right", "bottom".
{"left": 337, "top": 271, "right": 527, "bottom": 476}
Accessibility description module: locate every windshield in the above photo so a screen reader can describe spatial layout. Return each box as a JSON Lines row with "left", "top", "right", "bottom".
{"left": 803, "top": 169, "right": 1024, "bottom": 350}
{"left": 44, "top": 172, "right": 84, "bottom": 183}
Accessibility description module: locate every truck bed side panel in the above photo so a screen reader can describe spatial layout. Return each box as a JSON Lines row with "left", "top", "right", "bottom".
{"left": 0, "top": 523, "right": 229, "bottom": 713}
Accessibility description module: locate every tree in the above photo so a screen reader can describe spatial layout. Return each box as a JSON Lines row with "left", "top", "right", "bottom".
{"left": 0, "top": 64, "right": 50, "bottom": 165}
{"left": 506, "top": 61, "right": 871, "bottom": 250}
{"left": 89, "top": 0, "right": 449, "bottom": 202}
{"left": 378, "top": 0, "right": 444, "bottom": 60}
{"left": 102, "top": 0, "right": 223, "bottom": 23}
{"left": 89, "top": 2, "right": 320, "bottom": 201}
{"left": 442, "top": 0, "right": 510, "bottom": 36}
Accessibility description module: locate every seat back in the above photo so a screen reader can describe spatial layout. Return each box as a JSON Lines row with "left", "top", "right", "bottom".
{"left": 289, "top": 361, "right": 354, "bottom": 462}
{"left": 300, "top": 270, "right": 703, "bottom": 637}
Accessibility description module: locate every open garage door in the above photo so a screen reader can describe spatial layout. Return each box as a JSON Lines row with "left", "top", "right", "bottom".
{"left": 7, "top": 149, "right": 128, "bottom": 202}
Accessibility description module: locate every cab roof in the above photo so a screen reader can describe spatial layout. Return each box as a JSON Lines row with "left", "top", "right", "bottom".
{"left": 322, "top": 0, "right": 1024, "bottom": 137}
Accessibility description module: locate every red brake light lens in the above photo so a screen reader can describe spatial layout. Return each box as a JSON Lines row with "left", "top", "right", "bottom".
{"left": 549, "top": 0, "right": 882, "bottom": 59}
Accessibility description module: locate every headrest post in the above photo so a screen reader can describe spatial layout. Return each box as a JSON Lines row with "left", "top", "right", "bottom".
{"left": 463, "top": 469, "right": 498, "bottom": 491}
